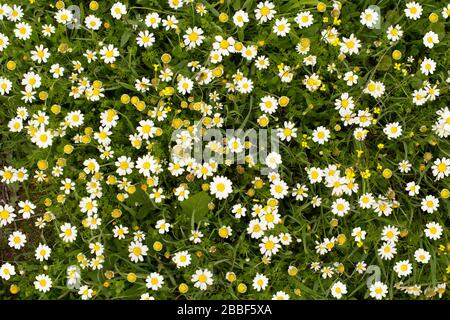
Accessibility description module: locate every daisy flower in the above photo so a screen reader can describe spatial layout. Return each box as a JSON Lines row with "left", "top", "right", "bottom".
{"left": 34, "top": 274, "right": 52, "bottom": 293}
{"left": 210, "top": 175, "right": 233, "bottom": 200}
{"left": 252, "top": 273, "right": 269, "bottom": 291}
{"left": 404, "top": 2, "right": 422, "bottom": 20}
{"left": 111, "top": 2, "right": 127, "bottom": 19}
{"left": 369, "top": 281, "right": 388, "bottom": 300}
{"left": 191, "top": 269, "right": 214, "bottom": 290}
{"left": 183, "top": 27, "right": 205, "bottom": 49}
{"left": 255, "top": 1, "right": 276, "bottom": 23}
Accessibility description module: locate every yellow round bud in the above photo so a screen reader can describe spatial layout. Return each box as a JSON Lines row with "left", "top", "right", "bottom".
{"left": 107, "top": 175, "right": 117, "bottom": 185}
{"left": 111, "top": 209, "right": 122, "bottom": 219}
{"left": 126, "top": 185, "right": 136, "bottom": 194}
{"left": 226, "top": 272, "right": 237, "bottom": 282}
{"left": 317, "top": 2, "right": 327, "bottom": 12}
{"left": 172, "top": 118, "right": 183, "bottom": 129}
{"left": 56, "top": 194, "right": 65, "bottom": 203}
{"left": 10, "top": 284, "right": 20, "bottom": 295}
{"left": 288, "top": 266, "right": 298, "bottom": 276}
{"left": 429, "top": 12, "right": 439, "bottom": 23}
{"left": 50, "top": 104, "right": 61, "bottom": 114}
{"left": 267, "top": 198, "right": 278, "bottom": 207}
{"left": 89, "top": 1, "right": 99, "bottom": 11}
{"left": 392, "top": 50, "right": 402, "bottom": 60}
{"left": 120, "top": 94, "right": 130, "bottom": 104}
{"left": 337, "top": 234, "right": 347, "bottom": 245}
{"left": 92, "top": 80, "right": 102, "bottom": 89}
{"left": 278, "top": 96, "right": 289, "bottom": 107}
{"left": 254, "top": 179, "right": 264, "bottom": 189}
{"left": 127, "top": 273, "right": 137, "bottom": 283}
{"left": 179, "top": 283, "right": 189, "bottom": 294}
{"left": 84, "top": 127, "right": 93, "bottom": 135}
{"left": 6, "top": 60, "right": 16, "bottom": 71}
{"left": 237, "top": 283, "right": 247, "bottom": 293}
{"left": 382, "top": 168, "right": 392, "bottom": 179}
{"left": 44, "top": 198, "right": 52, "bottom": 207}
{"left": 43, "top": 211, "right": 55, "bottom": 222}
{"left": 153, "top": 241, "right": 163, "bottom": 252}
{"left": 440, "top": 188, "right": 450, "bottom": 199}
{"left": 116, "top": 193, "right": 125, "bottom": 202}
{"left": 136, "top": 100, "right": 146, "bottom": 111}
{"left": 39, "top": 91, "right": 48, "bottom": 101}
{"left": 212, "top": 66, "right": 224, "bottom": 77}
{"left": 330, "top": 218, "right": 339, "bottom": 228}
{"left": 55, "top": 1, "right": 65, "bottom": 10}
{"left": 234, "top": 42, "right": 244, "bottom": 52}
{"left": 37, "top": 160, "right": 48, "bottom": 170}
{"left": 56, "top": 158, "right": 66, "bottom": 167}
{"left": 130, "top": 96, "right": 140, "bottom": 105}
{"left": 161, "top": 53, "right": 172, "bottom": 64}
{"left": 81, "top": 135, "right": 91, "bottom": 144}
{"left": 218, "top": 12, "right": 229, "bottom": 23}
{"left": 258, "top": 115, "right": 269, "bottom": 127}
{"left": 63, "top": 144, "right": 74, "bottom": 154}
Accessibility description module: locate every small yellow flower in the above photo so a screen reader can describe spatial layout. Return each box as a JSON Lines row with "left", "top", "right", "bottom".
{"left": 361, "top": 169, "right": 371, "bottom": 179}
{"left": 356, "top": 149, "right": 364, "bottom": 158}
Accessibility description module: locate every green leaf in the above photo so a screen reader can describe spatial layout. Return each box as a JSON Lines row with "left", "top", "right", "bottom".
{"left": 378, "top": 55, "right": 392, "bottom": 72}
{"left": 180, "top": 191, "right": 211, "bottom": 225}
{"left": 431, "top": 22, "right": 446, "bottom": 39}
{"left": 120, "top": 30, "right": 132, "bottom": 48}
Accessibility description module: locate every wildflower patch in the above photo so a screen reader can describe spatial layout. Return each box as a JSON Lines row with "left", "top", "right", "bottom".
{"left": 0, "top": 0, "right": 450, "bottom": 300}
